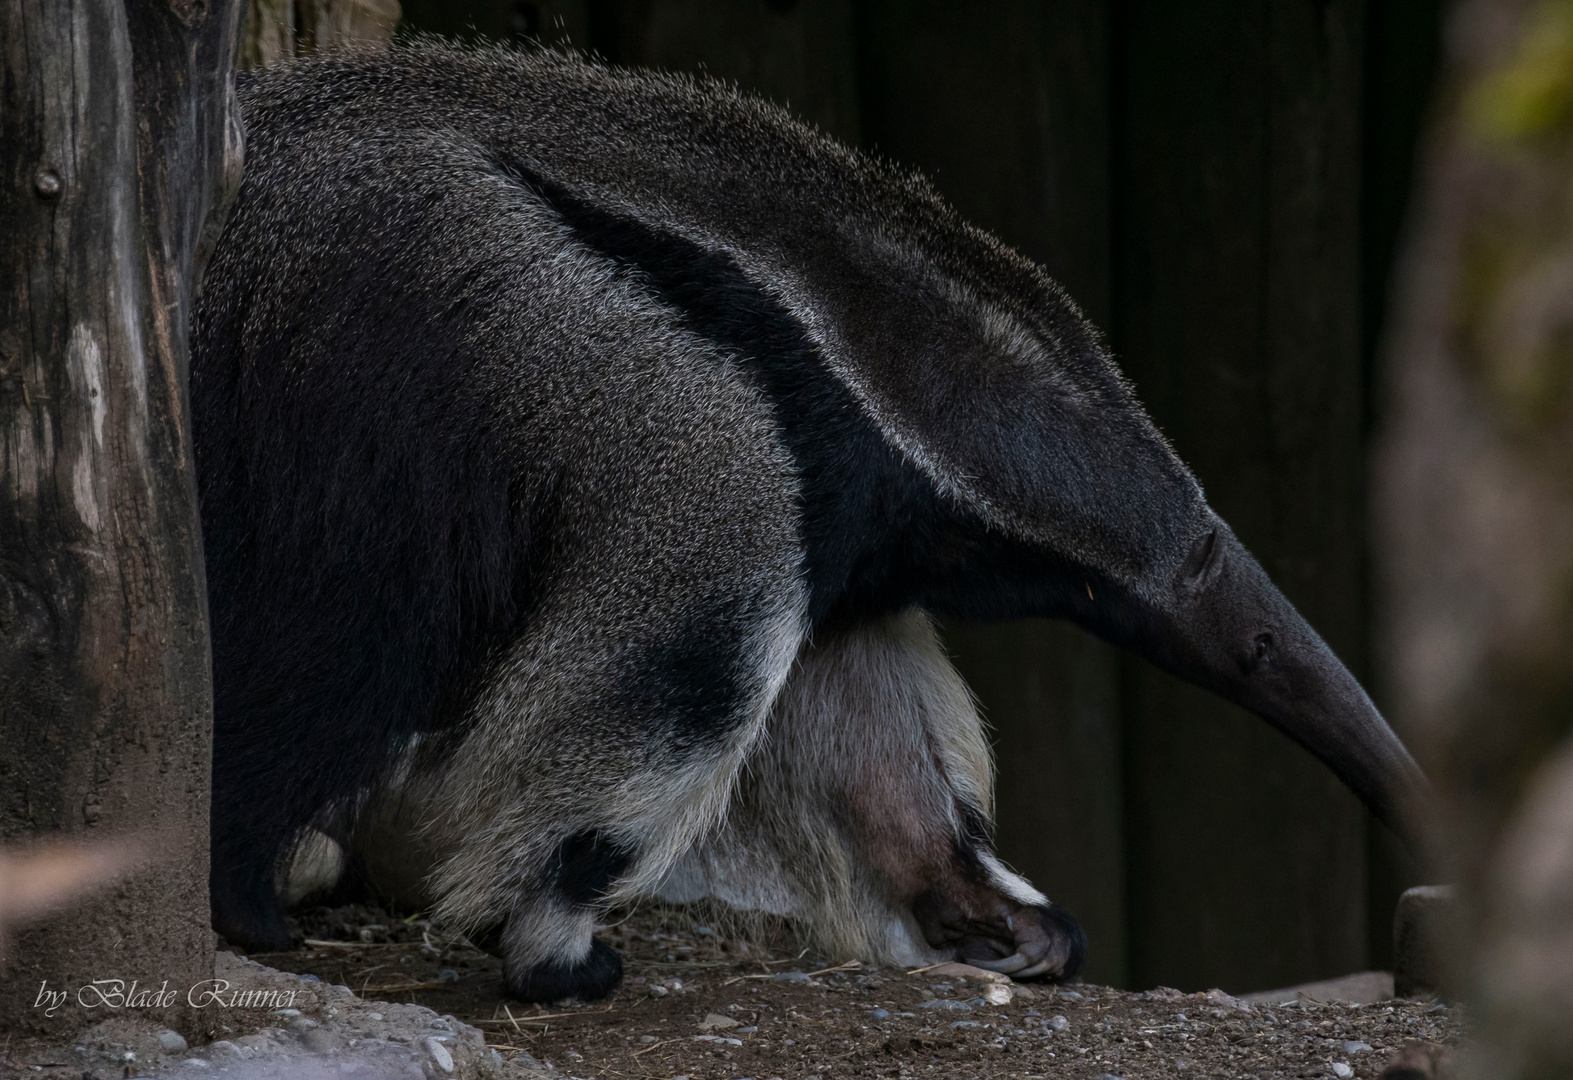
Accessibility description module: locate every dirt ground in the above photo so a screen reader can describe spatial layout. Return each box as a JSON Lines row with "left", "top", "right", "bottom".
{"left": 226, "top": 902, "right": 1468, "bottom": 1080}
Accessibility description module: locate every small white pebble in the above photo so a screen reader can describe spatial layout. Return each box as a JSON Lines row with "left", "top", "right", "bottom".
{"left": 424, "top": 1037, "right": 454, "bottom": 1074}
{"left": 692, "top": 1035, "right": 742, "bottom": 1047}
{"left": 1331, "top": 1064, "right": 1353, "bottom": 1079}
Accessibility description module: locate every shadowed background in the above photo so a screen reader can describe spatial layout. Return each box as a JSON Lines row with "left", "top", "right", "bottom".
{"left": 267, "top": 0, "right": 1445, "bottom": 994}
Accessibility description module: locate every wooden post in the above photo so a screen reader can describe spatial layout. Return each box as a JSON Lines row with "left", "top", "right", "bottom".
{"left": 0, "top": 0, "right": 244, "bottom": 1034}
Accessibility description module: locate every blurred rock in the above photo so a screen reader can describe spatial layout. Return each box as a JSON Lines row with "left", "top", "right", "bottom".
{"left": 0, "top": 838, "right": 144, "bottom": 937}
{"left": 1381, "top": 1040, "right": 1454, "bottom": 1080}
{"left": 1470, "top": 746, "right": 1573, "bottom": 1076}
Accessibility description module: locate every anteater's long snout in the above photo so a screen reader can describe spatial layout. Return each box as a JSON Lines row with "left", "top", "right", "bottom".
{"left": 1132, "top": 521, "right": 1427, "bottom": 835}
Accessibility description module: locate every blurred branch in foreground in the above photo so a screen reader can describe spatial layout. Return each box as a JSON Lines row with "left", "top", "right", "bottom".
{"left": 0, "top": 839, "right": 145, "bottom": 951}
{"left": 1378, "top": 0, "right": 1573, "bottom": 1076}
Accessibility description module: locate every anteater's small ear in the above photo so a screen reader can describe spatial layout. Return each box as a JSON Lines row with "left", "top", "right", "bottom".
{"left": 1178, "top": 524, "right": 1224, "bottom": 590}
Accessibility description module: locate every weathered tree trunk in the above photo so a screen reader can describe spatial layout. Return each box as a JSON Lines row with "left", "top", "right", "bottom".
{"left": 1377, "top": 0, "right": 1573, "bottom": 1073}
{"left": 0, "top": 0, "right": 245, "bottom": 1036}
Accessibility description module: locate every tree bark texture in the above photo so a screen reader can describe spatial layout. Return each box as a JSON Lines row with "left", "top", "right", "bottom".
{"left": 0, "top": 0, "right": 244, "bottom": 1035}
{"left": 1376, "top": 0, "right": 1573, "bottom": 1072}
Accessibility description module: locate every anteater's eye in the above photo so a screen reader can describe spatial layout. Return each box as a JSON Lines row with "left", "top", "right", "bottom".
{"left": 1253, "top": 633, "right": 1275, "bottom": 664}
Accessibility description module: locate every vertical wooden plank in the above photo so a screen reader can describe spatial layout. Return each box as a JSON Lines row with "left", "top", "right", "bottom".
{"left": 853, "top": 0, "right": 1126, "bottom": 987}
{"left": 852, "top": 2, "right": 1109, "bottom": 317}
{"left": 1360, "top": 0, "right": 1442, "bottom": 973}
{"left": 588, "top": 0, "right": 861, "bottom": 144}
{"left": 1115, "top": 0, "right": 1371, "bottom": 992}
{"left": 396, "top": 0, "right": 587, "bottom": 51}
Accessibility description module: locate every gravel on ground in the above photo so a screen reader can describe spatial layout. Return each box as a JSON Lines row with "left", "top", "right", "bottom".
{"left": 245, "top": 902, "right": 1469, "bottom": 1080}
{"left": 2, "top": 902, "right": 1466, "bottom": 1080}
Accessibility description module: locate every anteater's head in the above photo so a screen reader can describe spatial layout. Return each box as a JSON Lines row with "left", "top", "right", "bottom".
{"left": 812, "top": 225, "right": 1426, "bottom": 834}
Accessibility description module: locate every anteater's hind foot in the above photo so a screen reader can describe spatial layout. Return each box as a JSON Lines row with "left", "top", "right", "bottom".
{"left": 650, "top": 610, "right": 1089, "bottom": 980}
{"left": 913, "top": 887, "right": 1086, "bottom": 981}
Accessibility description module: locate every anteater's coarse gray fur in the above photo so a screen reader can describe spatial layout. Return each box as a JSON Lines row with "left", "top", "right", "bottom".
{"left": 193, "top": 43, "right": 1423, "bottom": 1002}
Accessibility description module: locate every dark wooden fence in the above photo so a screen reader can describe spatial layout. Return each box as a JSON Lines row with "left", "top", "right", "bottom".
{"left": 389, "top": 0, "right": 1440, "bottom": 993}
